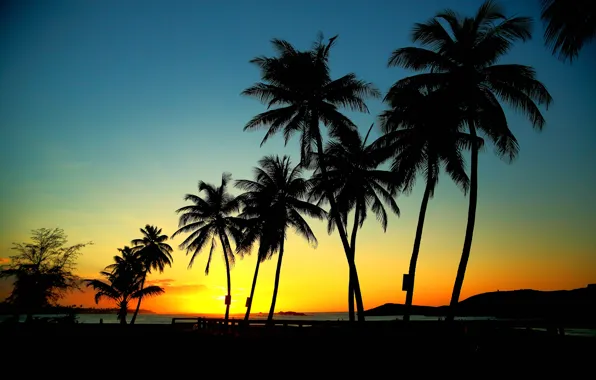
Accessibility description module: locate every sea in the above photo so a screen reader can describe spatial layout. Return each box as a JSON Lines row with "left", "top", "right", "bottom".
{"left": 2, "top": 312, "right": 443, "bottom": 324}
{"left": 1, "top": 312, "right": 594, "bottom": 337}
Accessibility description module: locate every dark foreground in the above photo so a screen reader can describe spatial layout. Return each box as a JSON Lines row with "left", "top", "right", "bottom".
{"left": 2, "top": 321, "right": 594, "bottom": 376}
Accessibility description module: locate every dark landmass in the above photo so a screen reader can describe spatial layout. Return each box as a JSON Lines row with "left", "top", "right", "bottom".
{"left": 277, "top": 311, "right": 307, "bottom": 316}
{"left": 74, "top": 307, "right": 155, "bottom": 315}
{"left": 365, "top": 284, "right": 596, "bottom": 322}
{"left": 1, "top": 322, "right": 594, "bottom": 374}
{"left": 0, "top": 303, "right": 155, "bottom": 315}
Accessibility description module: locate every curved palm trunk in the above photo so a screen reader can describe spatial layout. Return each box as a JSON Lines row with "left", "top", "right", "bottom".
{"left": 447, "top": 123, "right": 478, "bottom": 322}
{"left": 220, "top": 233, "right": 232, "bottom": 324}
{"left": 244, "top": 255, "right": 262, "bottom": 322}
{"left": 267, "top": 238, "right": 285, "bottom": 323}
{"left": 130, "top": 273, "right": 146, "bottom": 325}
{"left": 348, "top": 204, "right": 360, "bottom": 323}
{"left": 315, "top": 136, "right": 365, "bottom": 322}
{"left": 403, "top": 180, "right": 432, "bottom": 322}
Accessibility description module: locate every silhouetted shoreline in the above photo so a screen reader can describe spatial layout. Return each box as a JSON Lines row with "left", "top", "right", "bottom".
{"left": 2, "top": 321, "right": 594, "bottom": 373}
{"left": 365, "top": 285, "right": 596, "bottom": 323}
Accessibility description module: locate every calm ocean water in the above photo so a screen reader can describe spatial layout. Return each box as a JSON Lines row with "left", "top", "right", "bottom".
{"left": 1, "top": 312, "right": 485, "bottom": 324}
{"left": 2, "top": 312, "right": 594, "bottom": 337}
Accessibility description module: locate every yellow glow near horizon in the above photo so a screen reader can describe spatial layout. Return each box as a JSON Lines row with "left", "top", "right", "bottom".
{"left": 1, "top": 166, "right": 595, "bottom": 315}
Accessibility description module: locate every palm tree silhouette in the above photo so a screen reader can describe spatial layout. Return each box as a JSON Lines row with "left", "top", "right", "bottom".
{"left": 387, "top": 0, "right": 552, "bottom": 320}
{"left": 86, "top": 246, "right": 164, "bottom": 325}
{"left": 172, "top": 173, "right": 244, "bottom": 323}
{"left": 377, "top": 87, "right": 481, "bottom": 321}
{"left": 236, "top": 155, "right": 325, "bottom": 323}
{"left": 242, "top": 34, "right": 379, "bottom": 322}
{"left": 105, "top": 246, "right": 142, "bottom": 276}
{"left": 129, "top": 225, "right": 173, "bottom": 325}
{"left": 540, "top": 0, "right": 595, "bottom": 63}
{"left": 308, "top": 125, "right": 399, "bottom": 322}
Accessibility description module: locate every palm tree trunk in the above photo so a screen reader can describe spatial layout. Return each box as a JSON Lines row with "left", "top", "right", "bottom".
{"left": 348, "top": 204, "right": 360, "bottom": 323}
{"left": 403, "top": 179, "right": 432, "bottom": 322}
{"left": 119, "top": 300, "right": 128, "bottom": 325}
{"left": 267, "top": 238, "right": 285, "bottom": 323}
{"left": 130, "top": 272, "right": 146, "bottom": 325}
{"left": 244, "top": 255, "right": 262, "bottom": 322}
{"left": 447, "top": 122, "right": 479, "bottom": 322}
{"left": 315, "top": 136, "right": 365, "bottom": 322}
{"left": 220, "top": 232, "right": 232, "bottom": 324}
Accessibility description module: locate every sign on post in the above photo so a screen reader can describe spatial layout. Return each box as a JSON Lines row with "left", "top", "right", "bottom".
{"left": 245, "top": 297, "right": 251, "bottom": 307}
{"left": 225, "top": 295, "right": 231, "bottom": 305}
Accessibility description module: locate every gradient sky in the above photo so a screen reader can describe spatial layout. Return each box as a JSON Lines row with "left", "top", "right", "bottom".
{"left": 1, "top": 0, "right": 595, "bottom": 315}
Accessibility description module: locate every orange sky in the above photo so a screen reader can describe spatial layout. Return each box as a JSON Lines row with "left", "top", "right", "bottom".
{"left": 2, "top": 174, "right": 594, "bottom": 315}
{"left": 1, "top": 0, "right": 595, "bottom": 317}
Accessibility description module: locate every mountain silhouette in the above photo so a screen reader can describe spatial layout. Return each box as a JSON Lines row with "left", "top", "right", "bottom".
{"left": 365, "top": 285, "right": 596, "bottom": 322}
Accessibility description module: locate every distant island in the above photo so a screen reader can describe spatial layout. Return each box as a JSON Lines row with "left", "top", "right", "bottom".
{"left": 365, "top": 284, "right": 596, "bottom": 323}
{"left": 277, "top": 311, "right": 307, "bottom": 316}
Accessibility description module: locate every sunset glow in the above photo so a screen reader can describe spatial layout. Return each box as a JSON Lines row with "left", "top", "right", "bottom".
{"left": 1, "top": 0, "right": 594, "bottom": 316}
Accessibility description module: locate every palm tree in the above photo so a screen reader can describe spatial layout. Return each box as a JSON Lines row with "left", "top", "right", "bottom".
{"left": 376, "top": 87, "right": 482, "bottom": 321}
{"left": 540, "top": 0, "right": 596, "bottom": 63}
{"left": 242, "top": 34, "right": 379, "bottom": 322}
{"left": 86, "top": 247, "right": 164, "bottom": 325}
{"left": 308, "top": 125, "right": 400, "bottom": 322}
{"left": 172, "top": 173, "right": 244, "bottom": 323}
{"left": 387, "top": 0, "right": 552, "bottom": 320}
{"left": 129, "top": 225, "right": 173, "bottom": 325}
{"left": 105, "top": 246, "right": 141, "bottom": 275}
{"left": 236, "top": 155, "right": 325, "bottom": 322}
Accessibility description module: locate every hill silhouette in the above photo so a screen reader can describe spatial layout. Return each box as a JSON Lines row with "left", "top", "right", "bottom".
{"left": 0, "top": 303, "right": 155, "bottom": 315}
{"left": 365, "top": 285, "right": 596, "bottom": 322}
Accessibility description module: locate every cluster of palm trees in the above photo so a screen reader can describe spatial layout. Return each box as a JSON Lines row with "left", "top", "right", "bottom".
{"left": 89, "top": 1, "right": 590, "bottom": 325}
{"left": 85, "top": 225, "right": 173, "bottom": 325}
{"left": 174, "top": 0, "right": 592, "bottom": 324}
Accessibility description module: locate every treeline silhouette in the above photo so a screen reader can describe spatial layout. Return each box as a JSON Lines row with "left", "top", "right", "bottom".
{"left": 2, "top": 1, "right": 593, "bottom": 326}
{"left": 172, "top": 0, "right": 594, "bottom": 324}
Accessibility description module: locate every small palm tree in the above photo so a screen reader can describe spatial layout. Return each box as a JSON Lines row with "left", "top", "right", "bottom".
{"left": 172, "top": 173, "right": 244, "bottom": 323}
{"left": 105, "top": 246, "right": 142, "bottom": 278}
{"left": 308, "top": 125, "right": 399, "bottom": 322}
{"left": 236, "top": 155, "right": 325, "bottom": 322}
{"left": 86, "top": 247, "right": 164, "bottom": 325}
{"left": 377, "top": 87, "right": 482, "bottom": 321}
{"left": 541, "top": 0, "right": 596, "bottom": 63}
{"left": 388, "top": 0, "right": 552, "bottom": 320}
{"left": 128, "top": 225, "right": 173, "bottom": 324}
{"left": 242, "top": 34, "right": 379, "bottom": 321}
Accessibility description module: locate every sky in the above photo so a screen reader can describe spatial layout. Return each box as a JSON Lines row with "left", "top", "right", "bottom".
{"left": 0, "top": 0, "right": 595, "bottom": 315}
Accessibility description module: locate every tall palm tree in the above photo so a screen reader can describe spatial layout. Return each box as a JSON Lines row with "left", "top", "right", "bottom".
{"left": 308, "top": 125, "right": 400, "bottom": 322}
{"left": 540, "top": 0, "right": 595, "bottom": 63}
{"left": 377, "top": 87, "right": 482, "bottom": 321}
{"left": 129, "top": 225, "right": 173, "bottom": 325}
{"left": 172, "top": 173, "right": 244, "bottom": 323}
{"left": 236, "top": 155, "right": 325, "bottom": 322}
{"left": 87, "top": 247, "right": 164, "bottom": 325}
{"left": 242, "top": 34, "right": 379, "bottom": 321}
{"left": 387, "top": 0, "right": 552, "bottom": 320}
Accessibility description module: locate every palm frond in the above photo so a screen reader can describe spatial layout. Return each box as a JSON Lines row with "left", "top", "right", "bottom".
{"left": 541, "top": 0, "right": 595, "bottom": 63}
{"left": 132, "top": 285, "right": 164, "bottom": 299}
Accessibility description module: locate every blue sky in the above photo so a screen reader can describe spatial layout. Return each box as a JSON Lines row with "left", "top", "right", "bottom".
{"left": 1, "top": 0, "right": 594, "bottom": 310}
